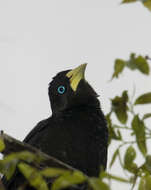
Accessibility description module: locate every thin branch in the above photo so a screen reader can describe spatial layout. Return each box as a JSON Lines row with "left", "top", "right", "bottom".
{"left": 130, "top": 175, "right": 138, "bottom": 190}
{"left": 113, "top": 125, "right": 132, "bottom": 130}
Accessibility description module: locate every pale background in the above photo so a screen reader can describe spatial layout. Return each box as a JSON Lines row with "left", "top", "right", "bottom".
{"left": 0, "top": 0, "right": 151, "bottom": 189}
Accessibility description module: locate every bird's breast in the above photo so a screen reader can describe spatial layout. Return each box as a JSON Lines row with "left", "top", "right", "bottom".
{"left": 36, "top": 109, "right": 107, "bottom": 176}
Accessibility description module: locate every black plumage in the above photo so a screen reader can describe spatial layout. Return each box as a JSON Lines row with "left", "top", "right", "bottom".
{"left": 2, "top": 64, "right": 108, "bottom": 189}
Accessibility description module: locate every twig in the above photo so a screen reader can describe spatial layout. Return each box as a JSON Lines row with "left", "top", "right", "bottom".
{"left": 113, "top": 125, "right": 132, "bottom": 130}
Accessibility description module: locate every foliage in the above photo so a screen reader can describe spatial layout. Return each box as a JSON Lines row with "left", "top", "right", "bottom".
{"left": 0, "top": 56, "right": 150, "bottom": 190}
{"left": 108, "top": 54, "right": 151, "bottom": 189}
{"left": 122, "top": 0, "right": 151, "bottom": 11}
{"left": 0, "top": 2, "right": 151, "bottom": 190}
{"left": 0, "top": 148, "right": 130, "bottom": 190}
{"left": 111, "top": 91, "right": 128, "bottom": 124}
{"left": 0, "top": 138, "right": 5, "bottom": 152}
{"left": 112, "top": 53, "right": 150, "bottom": 79}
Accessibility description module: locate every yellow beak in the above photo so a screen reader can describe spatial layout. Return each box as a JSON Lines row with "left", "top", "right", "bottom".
{"left": 66, "top": 64, "right": 87, "bottom": 91}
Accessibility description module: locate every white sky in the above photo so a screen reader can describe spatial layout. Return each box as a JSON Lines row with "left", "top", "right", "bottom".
{"left": 0, "top": 0, "right": 151, "bottom": 189}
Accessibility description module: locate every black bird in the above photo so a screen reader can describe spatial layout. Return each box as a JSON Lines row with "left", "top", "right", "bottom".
{"left": 2, "top": 64, "right": 108, "bottom": 189}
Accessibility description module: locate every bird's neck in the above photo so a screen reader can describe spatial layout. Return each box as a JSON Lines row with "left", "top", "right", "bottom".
{"left": 52, "top": 96, "right": 101, "bottom": 117}
{"left": 52, "top": 103, "right": 101, "bottom": 119}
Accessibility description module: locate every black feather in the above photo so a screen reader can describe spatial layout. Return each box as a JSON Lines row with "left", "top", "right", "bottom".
{"left": 2, "top": 69, "right": 108, "bottom": 190}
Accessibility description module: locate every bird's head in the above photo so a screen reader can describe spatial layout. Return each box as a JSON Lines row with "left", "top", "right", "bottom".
{"left": 48, "top": 64, "right": 100, "bottom": 114}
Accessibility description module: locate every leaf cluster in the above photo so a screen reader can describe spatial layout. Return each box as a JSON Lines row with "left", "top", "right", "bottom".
{"left": 0, "top": 142, "right": 126, "bottom": 190}
{"left": 112, "top": 53, "right": 150, "bottom": 79}
{"left": 108, "top": 54, "right": 151, "bottom": 189}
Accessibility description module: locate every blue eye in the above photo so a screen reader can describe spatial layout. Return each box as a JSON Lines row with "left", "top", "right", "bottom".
{"left": 57, "top": 85, "right": 66, "bottom": 94}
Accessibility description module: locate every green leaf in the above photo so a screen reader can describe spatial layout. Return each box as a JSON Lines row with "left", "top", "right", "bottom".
{"left": 5, "top": 161, "right": 17, "bottom": 180}
{"left": 122, "top": 0, "right": 137, "bottom": 3}
{"left": 143, "top": 113, "right": 151, "bottom": 120}
{"left": 135, "top": 93, "right": 151, "bottom": 105}
{"left": 89, "top": 178, "right": 110, "bottom": 190}
{"left": 124, "top": 146, "right": 138, "bottom": 173}
{"left": 0, "top": 153, "right": 18, "bottom": 180}
{"left": 122, "top": 0, "right": 151, "bottom": 12}
{"left": 0, "top": 159, "right": 18, "bottom": 180}
{"left": 132, "top": 115, "right": 147, "bottom": 156}
{"left": 126, "top": 53, "right": 150, "bottom": 75}
{"left": 40, "top": 168, "right": 69, "bottom": 177}
{"left": 124, "top": 146, "right": 136, "bottom": 165}
{"left": 112, "top": 54, "right": 150, "bottom": 78}
{"left": 106, "top": 114, "right": 114, "bottom": 144}
{"left": 112, "top": 59, "right": 126, "bottom": 79}
{"left": 139, "top": 175, "right": 151, "bottom": 190}
{"left": 0, "top": 138, "right": 5, "bottom": 152}
{"left": 144, "top": 155, "right": 151, "bottom": 174}
{"left": 117, "top": 129, "right": 122, "bottom": 140}
{"left": 16, "top": 151, "right": 39, "bottom": 163}
{"left": 111, "top": 91, "right": 128, "bottom": 124}
{"left": 52, "top": 171, "right": 86, "bottom": 190}
{"left": 109, "top": 149, "right": 119, "bottom": 168}
{"left": 143, "top": 0, "right": 151, "bottom": 11}
{"left": 106, "top": 114, "right": 122, "bottom": 144}
{"left": 18, "top": 162, "right": 48, "bottom": 190}
{"left": 101, "top": 172, "right": 130, "bottom": 183}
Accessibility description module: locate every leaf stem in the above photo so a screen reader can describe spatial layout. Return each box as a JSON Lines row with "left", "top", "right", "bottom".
{"left": 118, "top": 150, "right": 129, "bottom": 178}
{"left": 113, "top": 125, "right": 132, "bottom": 130}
